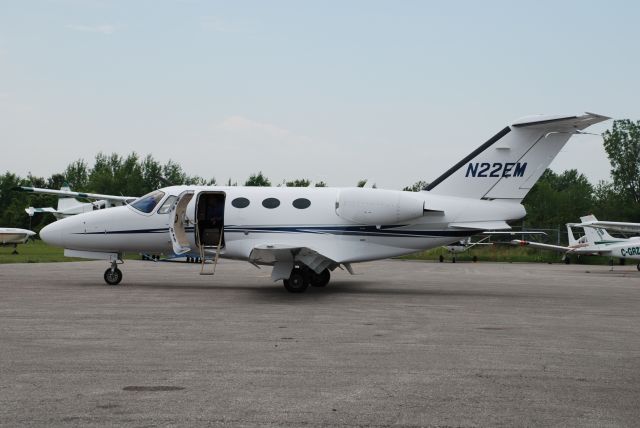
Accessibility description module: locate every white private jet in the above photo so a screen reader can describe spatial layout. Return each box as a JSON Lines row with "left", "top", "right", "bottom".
{"left": 40, "top": 113, "right": 609, "bottom": 292}
{"left": 18, "top": 185, "right": 135, "bottom": 220}
{"left": 512, "top": 214, "right": 640, "bottom": 270}
{"left": 0, "top": 228, "right": 36, "bottom": 254}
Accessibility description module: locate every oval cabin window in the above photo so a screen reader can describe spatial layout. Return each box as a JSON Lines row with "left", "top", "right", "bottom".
{"left": 262, "top": 198, "right": 280, "bottom": 209}
{"left": 292, "top": 198, "right": 311, "bottom": 209}
{"left": 231, "top": 197, "right": 250, "bottom": 208}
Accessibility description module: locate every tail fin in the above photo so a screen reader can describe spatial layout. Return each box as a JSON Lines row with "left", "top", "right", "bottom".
{"left": 56, "top": 184, "right": 83, "bottom": 212}
{"left": 425, "top": 113, "right": 609, "bottom": 201}
{"left": 579, "top": 215, "right": 618, "bottom": 244}
{"left": 566, "top": 223, "right": 578, "bottom": 246}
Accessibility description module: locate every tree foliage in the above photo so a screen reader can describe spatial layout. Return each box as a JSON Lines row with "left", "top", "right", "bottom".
{"left": 244, "top": 171, "right": 271, "bottom": 187}
{"left": 286, "top": 179, "right": 311, "bottom": 187}
{"left": 603, "top": 119, "right": 640, "bottom": 203}
{"left": 0, "top": 153, "right": 214, "bottom": 232}
{"left": 522, "top": 169, "right": 594, "bottom": 229}
{"left": 4, "top": 119, "right": 640, "bottom": 238}
{"left": 403, "top": 180, "right": 428, "bottom": 192}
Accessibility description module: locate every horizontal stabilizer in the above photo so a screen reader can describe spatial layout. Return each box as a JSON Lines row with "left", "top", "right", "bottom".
{"left": 25, "top": 207, "right": 57, "bottom": 216}
{"left": 511, "top": 113, "right": 610, "bottom": 130}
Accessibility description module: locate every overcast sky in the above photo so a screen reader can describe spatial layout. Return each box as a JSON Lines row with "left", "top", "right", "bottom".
{"left": 1, "top": 1, "right": 638, "bottom": 189}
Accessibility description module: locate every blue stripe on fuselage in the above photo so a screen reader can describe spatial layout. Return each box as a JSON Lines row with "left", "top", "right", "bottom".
{"left": 77, "top": 225, "right": 478, "bottom": 238}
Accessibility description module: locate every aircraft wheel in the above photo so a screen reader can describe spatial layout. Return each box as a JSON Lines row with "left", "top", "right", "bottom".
{"left": 636, "top": 263, "right": 640, "bottom": 272}
{"left": 310, "top": 269, "right": 330, "bottom": 287}
{"left": 564, "top": 257, "right": 570, "bottom": 265}
{"left": 439, "top": 255, "right": 444, "bottom": 263}
{"left": 283, "top": 269, "right": 309, "bottom": 293}
{"left": 104, "top": 267, "right": 123, "bottom": 286}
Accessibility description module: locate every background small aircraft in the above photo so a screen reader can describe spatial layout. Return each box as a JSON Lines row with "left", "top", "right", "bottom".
{"left": 17, "top": 185, "right": 135, "bottom": 220}
{"left": 512, "top": 215, "right": 640, "bottom": 270}
{"left": 0, "top": 227, "right": 36, "bottom": 254}
{"left": 441, "top": 231, "right": 547, "bottom": 262}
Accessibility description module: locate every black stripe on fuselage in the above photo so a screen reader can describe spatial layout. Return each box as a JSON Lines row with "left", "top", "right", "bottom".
{"left": 75, "top": 225, "right": 478, "bottom": 238}
{"left": 424, "top": 126, "right": 511, "bottom": 191}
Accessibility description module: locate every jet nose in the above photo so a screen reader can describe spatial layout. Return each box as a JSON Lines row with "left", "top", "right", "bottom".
{"left": 40, "top": 221, "right": 64, "bottom": 247}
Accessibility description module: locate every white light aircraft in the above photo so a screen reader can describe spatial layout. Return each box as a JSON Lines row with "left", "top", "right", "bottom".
{"left": 441, "top": 231, "right": 546, "bottom": 262}
{"left": 576, "top": 218, "right": 640, "bottom": 235}
{"left": 18, "top": 185, "right": 135, "bottom": 220}
{"left": 512, "top": 214, "right": 640, "bottom": 270}
{"left": 0, "top": 228, "right": 36, "bottom": 254}
{"left": 40, "top": 113, "right": 609, "bottom": 292}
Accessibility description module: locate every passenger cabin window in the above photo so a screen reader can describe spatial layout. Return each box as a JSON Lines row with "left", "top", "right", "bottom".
{"left": 157, "top": 195, "right": 178, "bottom": 214}
{"left": 130, "top": 190, "right": 165, "bottom": 214}
{"left": 262, "top": 198, "right": 280, "bottom": 209}
{"left": 292, "top": 198, "right": 311, "bottom": 209}
{"left": 232, "top": 197, "right": 250, "bottom": 208}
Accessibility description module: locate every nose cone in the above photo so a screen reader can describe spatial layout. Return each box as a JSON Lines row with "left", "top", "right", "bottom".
{"left": 40, "top": 221, "right": 64, "bottom": 247}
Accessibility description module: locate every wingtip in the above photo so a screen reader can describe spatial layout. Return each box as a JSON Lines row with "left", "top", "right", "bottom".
{"left": 584, "top": 111, "right": 612, "bottom": 121}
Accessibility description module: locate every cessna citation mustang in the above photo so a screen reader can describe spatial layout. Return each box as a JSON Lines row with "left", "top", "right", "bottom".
{"left": 40, "top": 113, "right": 609, "bottom": 292}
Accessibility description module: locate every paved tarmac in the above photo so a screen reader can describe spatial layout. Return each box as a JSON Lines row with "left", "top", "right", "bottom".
{"left": 1, "top": 259, "right": 639, "bottom": 427}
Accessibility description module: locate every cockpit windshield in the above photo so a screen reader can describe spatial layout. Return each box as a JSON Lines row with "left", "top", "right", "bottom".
{"left": 130, "top": 190, "right": 166, "bottom": 214}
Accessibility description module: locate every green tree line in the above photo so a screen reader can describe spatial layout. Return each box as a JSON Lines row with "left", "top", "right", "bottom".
{"left": 1, "top": 120, "right": 639, "bottom": 237}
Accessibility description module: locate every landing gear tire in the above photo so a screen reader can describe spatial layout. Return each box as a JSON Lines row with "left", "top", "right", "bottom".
{"left": 283, "top": 269, "right": 309, "bottom": 293}
{"left": 636, "top": 263, "right": 640, "bottom": 272}
{"left": 310, "top": 269, "right": 330, "bottom": 287}
{"left": 564, "top": 257, "right": 571, "bottom": 265}
{"left": 439, "top": 255, "right": 444, "bottom": 263}
{"left": 104, "top": 267, "right": 123, "bottom": 286}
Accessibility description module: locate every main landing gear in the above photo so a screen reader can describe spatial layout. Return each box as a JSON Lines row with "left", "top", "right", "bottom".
{"left": 103, "top": 260, "right": 124, "bottom": 286}
{"left": 283, "top": 266, "right": 331, "bottom": 293}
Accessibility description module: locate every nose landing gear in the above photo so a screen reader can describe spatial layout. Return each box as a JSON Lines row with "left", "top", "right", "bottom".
{"left": 104, "top": 259, "right": 124, "bottom": 286}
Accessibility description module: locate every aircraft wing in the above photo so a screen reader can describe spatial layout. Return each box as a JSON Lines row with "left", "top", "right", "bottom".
{"left": 510, "top": 239, "right": 606, "bottom": 255}
{"left": 482, "top": 231, "right": 547, "bottom": 236}
{"left": 14, "top": 186, "right": 135, "bottom": 203}
{"left": 510, "top": 239, "right": 571, "bottom": 252}
{"left": 576, "top": 220, "right": 640, "bottom": 235}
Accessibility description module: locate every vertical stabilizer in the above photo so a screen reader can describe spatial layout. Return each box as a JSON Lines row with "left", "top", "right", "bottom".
{"left": 566, "top": 223, "right": 578, "bottom": 246}
{"left": 425, "top": 113, "right": 609, "bottom": 202}
{"left": 56, "top": 184, "right": 84, "bottom": 212}
{"left": 579, "top": 215, "right": 618, "bottom": 244}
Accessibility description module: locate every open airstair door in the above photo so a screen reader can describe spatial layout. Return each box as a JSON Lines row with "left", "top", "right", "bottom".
{"left": 169, "top": 190, "right": 195, "bottom": 255}
{"left": 195, "top": 192, "right": 226, "bottom": 250}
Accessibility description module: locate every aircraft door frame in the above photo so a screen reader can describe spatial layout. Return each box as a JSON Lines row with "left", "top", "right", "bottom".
{"left": 169, "top": 190, "right": 195, "bottom": 255}
{"left": 195, "top": 191, "right": 226, "bottom": 249}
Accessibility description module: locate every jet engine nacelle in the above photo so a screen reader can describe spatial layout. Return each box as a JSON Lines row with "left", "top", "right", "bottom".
{"left": 336, "top": 188, "right": 424, "bottom": 225}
